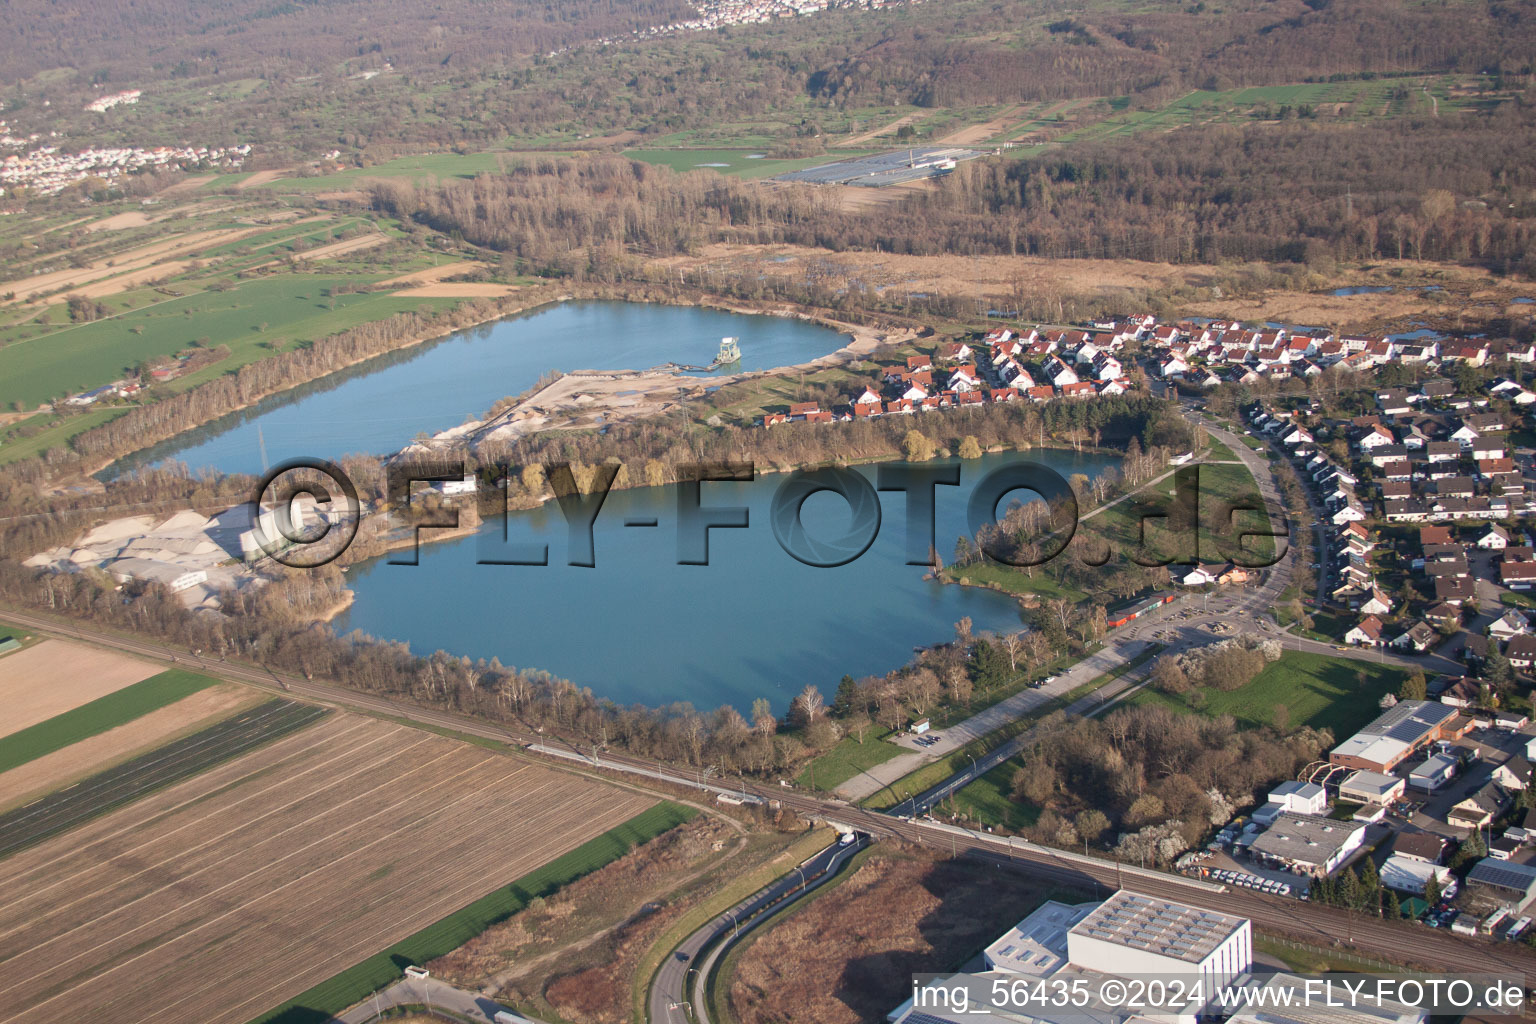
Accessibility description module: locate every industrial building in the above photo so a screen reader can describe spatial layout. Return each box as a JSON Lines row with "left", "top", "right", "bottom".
{"left": 891, "top": 890, "right": 1251, "bottom": 1024}
{"left": 775, "top": 147, "right": 984, "bottom": 187}
{"left": 1253, "top": 781, "right": 1326, "bottom": 825}
{"left": 1248, "top": 813, "right": 1367, "bottom": 878}
{"left": 1329, "top": 700, "right": 1467, "bottom": 773}
{"left": 1466, "top": 859, "right": 1536, "bottom": 912}
{"left": 1338, "top": 769, "right": 1404, "bottom": 805}
{"left": 107, "top": 557, "right": 209, "bottom": 593}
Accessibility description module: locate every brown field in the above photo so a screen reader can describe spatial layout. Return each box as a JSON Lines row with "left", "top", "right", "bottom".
{"left": 84, "top": 211, "right": 156, "bottom": 232}
{"left": 0, "top": 682, "right": 259, "bottom": 809}
{"left": 2, "top": 226, "right": 266, "bottom": 302}
{"left": 0, "top": 640, "right": 162, "bottom": 739}
{"left": 236, "top": 169, "right": 289, "bottom": 190}
{"left": 728, "top": 845, "right": 1080, "bottom": 1024}
{"left": 654, "top": 244, "right": 1507, "bottom": 329}
{"left": 935, "top": 104, "right": 1025, "bottom": 146}
{"left": 837, "top": 111, "right": 931, "bottom": 149}
{"left": 393, "top": 281, "right": 522, "bottom": 297}
{"left": 0, "top": 713, "right": 654, "bottom": 1024}
{"left": 379, "top": 261, "right": 493, "bottom": 287}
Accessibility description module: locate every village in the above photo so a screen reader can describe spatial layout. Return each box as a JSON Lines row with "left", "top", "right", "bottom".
{"left": 580, "top": 0, "right": 924, "bottom": 51}
{"left": 0, "top": 135, "right": 251, "bottom": 199}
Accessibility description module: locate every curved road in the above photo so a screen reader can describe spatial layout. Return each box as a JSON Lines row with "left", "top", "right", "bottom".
{"left": 649, "top": 835, "right": 867, "bottom": 1024}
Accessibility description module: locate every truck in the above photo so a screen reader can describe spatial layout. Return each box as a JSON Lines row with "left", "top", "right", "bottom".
{"left": 495, "top": 1011, "right": 537, "bottom": 1024}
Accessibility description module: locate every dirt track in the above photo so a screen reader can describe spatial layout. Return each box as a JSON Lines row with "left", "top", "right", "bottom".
{"left": 0, "top": 712, "right": 654, "bottom": 1024}
{"left": 0, "top": 640, "right": 161, "bottom": 738}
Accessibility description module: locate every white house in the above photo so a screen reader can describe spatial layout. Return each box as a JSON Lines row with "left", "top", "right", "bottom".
{"left": 1358, "top": 588, "right": 1394, "bottom": 616}
{"left": 1252, "top": 781, "right": 1328, "bottom": 825}
{"left": 1344, "top": 615, "right": 1384, "bottom": 647}
{"left": 1478, "top": 524, "right": 1511, "bottom": 550}
{"left": 1331, "top": 503, "right": 1367, "bottom": 525}
{"left": 1489, "top": 610, "right": 1530, "bottom": 642}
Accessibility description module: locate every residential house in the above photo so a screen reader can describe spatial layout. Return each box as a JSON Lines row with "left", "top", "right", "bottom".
{"left": 1507, "top": 634, "right": 1536, "bottom": 671}
{"left": 1488, "top": 610, "right": 1530, "bottom": 642}
{"left": 1392, "top": 621, "right": 1438, "bottom": 654}
{"left": 1436, "top": 577, "right": 1475, "bottom": 604}
{"left": 1502, "top": 560, "right": 1536, "bottom": 591}
{"left": 1449, "top": 782, "right": 1508, "bottom": 829}
{"left": 1345, "top": 616, "right": 1385, "bottom": 647}
{"left": 1494, "top": 756, "right": 1533, "bottom": 792}
{"left": 1358, "top": 588, "right": 1394, "bottom": 616}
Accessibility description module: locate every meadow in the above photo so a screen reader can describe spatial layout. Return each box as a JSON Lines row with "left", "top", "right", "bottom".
{"left": 1130, "top": 649, "right": 1407, "bottom": 736}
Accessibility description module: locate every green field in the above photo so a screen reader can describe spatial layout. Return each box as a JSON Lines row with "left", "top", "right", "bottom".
{"left": 622, "top": 148, "right": 873, "bottom": 179}
{"left": 1130, "top": 650, "right": 1407, "bottom": 736}
{"left": 261, "top": 150, "right": 577, "bottom": 192}
{"left": 949, "top": 762, "right": 1041, "bottom": 830}
{"left": 249, "top": 801, "right": 697, "bottom": 1024}
{"left": 0, "top": 669, "right": 220, "bottom": 775}
{"left": 796, "top": 731, "right": 907, "bottom": 790}
{"left": 0, "top": 274, "right": 453, "bottom": 409}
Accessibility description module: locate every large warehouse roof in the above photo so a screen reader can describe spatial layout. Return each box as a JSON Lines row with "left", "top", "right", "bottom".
{"left": 1068, "top": 890, "right": 1246, "bottom": 964}
{"left": 1331, "top": 700, "right": 1458, "bottom": 765}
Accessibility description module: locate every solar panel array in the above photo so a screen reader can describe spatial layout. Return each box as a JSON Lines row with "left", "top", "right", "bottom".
{"left": 1469, "top": 859, "right": 1536, "bottom": 893}
{"left": 1070, "top": 891, "right": 1242, "bottom": 964}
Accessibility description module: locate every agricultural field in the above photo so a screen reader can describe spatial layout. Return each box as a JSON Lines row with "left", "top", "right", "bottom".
{"left": 0, "top": 639, "right": 164, "bottom": 736}
{"left": 0, "top": 699, "right": 328, "bottom": 860}
{"left": 0, "top": 668, "right": 221, "bottom": 774}
{"left": 0, "top": 712, "right": 656, "bottom": 1024}
{"left": 0, "top": 681, "right": 258, "bottom": 811}
{"left": 1129, "top": 650, "right": 1409, "bottom": 736}
{"left": 0, "top": 196, "right": 473, "bottom": 463}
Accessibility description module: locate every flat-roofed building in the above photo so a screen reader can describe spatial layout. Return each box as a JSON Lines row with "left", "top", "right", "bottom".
{"left": 891, "top": 890, "right": 1250, "bottom": 1024}
{"left": 983, "top": 900, "right": 1094, "bottom": 976}
{"left": 1339, "top": 770, "right": 1405, "bottom": 806}
{"left": 1409, "top": 753, "right": 1459, "bottom": 791}
{"left": 1249, "top": 813, "right": 1367, "bottom": 878}
{"left": 1253, "top": 781, "right": 1327, "bottom": 825}
{"left": 1380, "top": 855, "right": 1457, "bottom": 898}
{"left": 1068, "top": 890, "right": 1252, "bottom": 993}
{"left": 1329, "top": 700, "right": 1464, "bottom": 773}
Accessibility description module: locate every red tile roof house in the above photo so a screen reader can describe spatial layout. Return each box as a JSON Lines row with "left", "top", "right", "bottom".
{"left": 1503, "top": 560, "right": 1536, "bottom": 591}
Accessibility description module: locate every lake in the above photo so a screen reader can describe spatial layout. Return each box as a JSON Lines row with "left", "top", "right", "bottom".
{"left": 104, "top": 300, "right": 853, "bottom": 479}
{"left": 334, "top": 450, "right": 1120, "bottom": 714}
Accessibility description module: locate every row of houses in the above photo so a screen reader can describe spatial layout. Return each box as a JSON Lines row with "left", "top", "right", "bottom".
{"left": 1147, "top": 318, "right": 1536, "bottom": 388}
{"left": 762, "top": 330, "right": 1137, "bottom": 425}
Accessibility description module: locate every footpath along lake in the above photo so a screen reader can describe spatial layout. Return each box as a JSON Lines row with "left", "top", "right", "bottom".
{"left": 104, "top": 300, "right": 853, "bottom": 479}
{"left": 335, "top": 451, "right": 1119, "bottom": 714}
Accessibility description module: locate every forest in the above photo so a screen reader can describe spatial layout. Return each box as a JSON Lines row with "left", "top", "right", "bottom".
{"left": 4, "top": 0, "right": 1534, "bottom": 163}
{"left": 374, "top": 98, "right": 1536, "bottom": 283}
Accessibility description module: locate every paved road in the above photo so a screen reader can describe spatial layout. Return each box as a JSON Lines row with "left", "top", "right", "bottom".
{"left": 649, "top": 836, "right": 866, "bottom": 1024}
{"left": 3, "top": 605, "right": 1530, "bottom": 985}
{"left": 336, "top": 974, "right": 535, "bottom": 1024}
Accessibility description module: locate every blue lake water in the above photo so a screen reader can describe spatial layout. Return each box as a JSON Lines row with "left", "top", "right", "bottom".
{"left": 104, "top": 301, "right": 851, "bottom": 479}
{"left": 335, "top": 451, "right": 1119, "bottom": 714}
